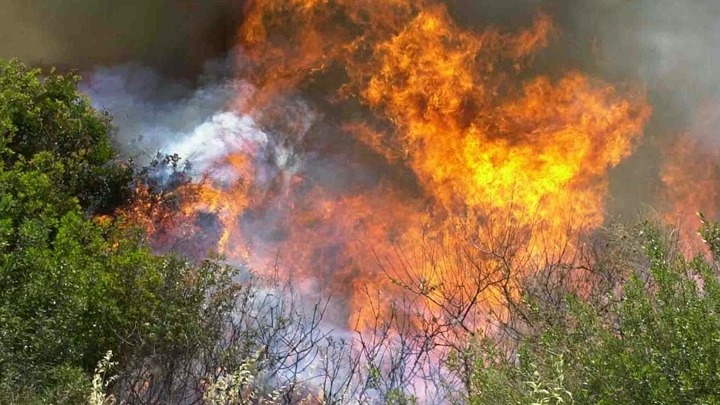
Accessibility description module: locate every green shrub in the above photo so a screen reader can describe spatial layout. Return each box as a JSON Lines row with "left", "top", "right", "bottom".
{"left": 0, "top": 59, "right": 237, "bottom": 403}
{"left": 470, "top": 221, "right": 720, "bottom": 404}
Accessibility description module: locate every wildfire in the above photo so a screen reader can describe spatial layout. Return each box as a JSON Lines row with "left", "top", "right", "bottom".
{"left": 125, "top": 0, "right": 652, "bottom": 332}
{"left": 356, "top": 10, "right": 649, "bottom": 248}
{"left": 660, "top": 101, "right": 720, "bottom": 255}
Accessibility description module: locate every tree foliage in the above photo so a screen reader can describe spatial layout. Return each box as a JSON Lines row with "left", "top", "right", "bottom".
{"left": 0, "top": 59, "right": 237, "bottom": 404}
{"left": 0, "top": 60, "right": 132, "bottom": 213}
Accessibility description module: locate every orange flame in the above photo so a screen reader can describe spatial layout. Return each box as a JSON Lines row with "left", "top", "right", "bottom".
{"left": 660, "top": 101, "right": 720, "bottom": 255}
{"left": 126, "top": 0, "right": 651, "bottom": 332}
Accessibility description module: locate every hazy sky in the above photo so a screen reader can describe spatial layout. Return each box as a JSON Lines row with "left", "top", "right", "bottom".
{"left": 0, "top": 0, "right": 243, "bottom": 77}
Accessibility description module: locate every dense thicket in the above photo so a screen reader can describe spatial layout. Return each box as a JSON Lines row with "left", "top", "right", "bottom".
{"left": 0, "top": 60, "right": 237, "bottom": 404}
{"left": 469, "top": 221, "right": 720, "bottom": 405}
{"left": 2, "top": 59, "right": 720, "bottom": 404}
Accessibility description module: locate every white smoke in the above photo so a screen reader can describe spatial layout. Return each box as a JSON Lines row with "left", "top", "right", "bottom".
{"left": 168, "top": 112, "right": 267, "bottom": 184}
{"left": 81, "top": 63, "right": 255, "bottom": 163}
{"left": 80, "top": 57, "right": 311, "bottom": 193}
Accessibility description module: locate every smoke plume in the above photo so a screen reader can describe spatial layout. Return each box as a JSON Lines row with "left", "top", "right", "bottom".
{"left": 5, "top": 0, "right": 720, "bottom": 329}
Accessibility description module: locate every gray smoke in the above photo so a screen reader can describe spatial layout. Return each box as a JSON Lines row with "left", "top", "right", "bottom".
{"left": 563, "top": 0, "right": 720, "bottom": 213}
{"left": 81, "top": 59, "right": 242, "bottom": 162}
{"left": 571, "top": 0, "right": 720, "bottom": 115}
{"left": 0, "top": 0, "right": 243, "bottom": 78}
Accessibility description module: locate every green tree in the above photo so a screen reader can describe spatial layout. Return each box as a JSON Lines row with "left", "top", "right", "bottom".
{"left": 0, "top": 59, "right": 132, "bottom": 214}
{"left": 0, "top": 59, "right": 237, "bottom": 404}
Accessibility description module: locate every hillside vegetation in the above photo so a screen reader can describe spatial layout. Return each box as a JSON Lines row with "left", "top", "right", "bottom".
{"left": 1, "top": 60, "right": 720, "bottom": 404}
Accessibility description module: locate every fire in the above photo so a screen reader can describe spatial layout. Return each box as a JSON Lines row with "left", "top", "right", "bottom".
{"left": 125, "top": 0, "right": 651, "bottom": 332}
{"left": 358, "top": 9, "right": 649, "bottom": 242}
{"left": 660, "top": 102, "right": 720, "bottom": 255}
